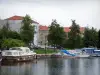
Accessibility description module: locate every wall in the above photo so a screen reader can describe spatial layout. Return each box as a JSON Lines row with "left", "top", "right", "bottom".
{"left": 32, "top": 23, "right": 39, "bottom": 46}
{"left": 38, "top": 30, "right": 48, "bottom": 47}
{"left": 0, "top": 19, "right": 39, "bottom": 46}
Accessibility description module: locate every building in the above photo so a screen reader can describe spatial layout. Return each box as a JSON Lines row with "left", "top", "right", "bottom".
{"left": 38, "top": 25, "right": 85, "bottom": 47}
{"left": 38, "top": 25, "right": 48, "bottom": 48}
{"left": 0, "top": 15, "right": 85, "bottom": 47}
{"left": 0, "top": 15, "right": 40, "bottom": 46}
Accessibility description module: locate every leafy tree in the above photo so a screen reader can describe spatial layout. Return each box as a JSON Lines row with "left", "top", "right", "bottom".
{"left": 97, "top": 30, "right": 100, "bottom": 48}
{"left": 8, "top": 30, "right": 21, "bottom": 40}
{"left": 0, "top": 21, "right": 21, "bottom": 48}
{"left": 83, "top": 27, "right": 98, "bottom": 47}
{"left": 20, "top": 15, "right": 34, "bottom": 46}
{"left": 0, "top": 26, "right": 21, "bottom": 40}
{"left": 67, "top": 20, "right": 82, "bottom": 49}
{"left": 48, "top": 20, "right": 66, "bottom": 50}
{"left": 1, "top": 38, "right": 25, "bottom": 49}
{"left": 0, "top": 25, "right": 9, "bottom": 39}
{"left": 0, "top": 21, "right": 10, "bottom": 48}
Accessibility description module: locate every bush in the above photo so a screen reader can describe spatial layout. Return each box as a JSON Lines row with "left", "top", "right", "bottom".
{"left": 1, "top": 38, "right": 25, "bottom": 49}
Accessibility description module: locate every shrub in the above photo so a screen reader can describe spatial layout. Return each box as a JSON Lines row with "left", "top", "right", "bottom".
{"left": 1, "top": 38, "right": 25, "bottom": 49}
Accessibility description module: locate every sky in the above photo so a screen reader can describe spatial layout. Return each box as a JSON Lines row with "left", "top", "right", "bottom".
{"left": 0, "top": 0, "right": 100, "bottom": 28}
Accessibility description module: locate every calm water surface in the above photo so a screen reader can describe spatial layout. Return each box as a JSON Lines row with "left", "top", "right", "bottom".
{"left": 0, "top": 58, "right": 100, "bottom": 75}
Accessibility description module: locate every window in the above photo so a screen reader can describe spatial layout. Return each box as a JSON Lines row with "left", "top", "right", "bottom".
{"left": 13, "top": 52, "right": 18, "bottom": 55}
{"left": 10, "top": 47, "right": 22, "bottom": 51}
{"left": 6, "top": 52, "right": 12, "bottom": 55}
{"left": 26, "top": 49, "right": 30, "bottom": 53}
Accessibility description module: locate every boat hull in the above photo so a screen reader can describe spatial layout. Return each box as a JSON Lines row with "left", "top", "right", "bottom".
{"left": 2, "top": 55, "right": 36, "bottom": 62}
{"left": 91, "top": 54, "right": 100, "bottom": 57}
{"left": 51, "top": 55, "right": 79, "bottom": 58}
{"left": 78, "top": 55, "right": 90, "bottom": 58}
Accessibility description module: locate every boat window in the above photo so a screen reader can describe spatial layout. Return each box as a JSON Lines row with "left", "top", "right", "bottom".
{"left": 6, "top": 52, "right": 12, "bottom": 55}
{"left": 26, "top": 49, "right": 30, "bottom": 53}
{"left": 19, "top": 52, "right": 23, "bottom": 55}
{"left": 10, "top": 48, "right": 22, "bottom": 51}
{"left": 13, "top": 52, "right": 18, "bottom": 55}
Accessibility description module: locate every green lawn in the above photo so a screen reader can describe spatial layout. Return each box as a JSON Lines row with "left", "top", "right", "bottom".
{"left": 33, "top": 49, "right": 58, "bottom": 54}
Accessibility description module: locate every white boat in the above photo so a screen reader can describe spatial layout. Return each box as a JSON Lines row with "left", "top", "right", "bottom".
{"left": 77, "top": 54, "right": 90, "bottom": 57}
{"left": 1, "top": 47, "right": 36, "bottom": 62}
{"left": 74, "top": 51, "right": 90, "bottom": 58}
{"left": 52, "top": 50, "right": 90, "bottom": 58}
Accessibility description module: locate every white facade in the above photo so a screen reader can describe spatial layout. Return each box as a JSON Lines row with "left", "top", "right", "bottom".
{"left": 5, "top": 20, "right": 22, "bottom": 32}
{"left": 32, "top": 23, "right": 39, "bottom": 46}
{"left": 0, "top": 19, "right": 40, "bottom": 46}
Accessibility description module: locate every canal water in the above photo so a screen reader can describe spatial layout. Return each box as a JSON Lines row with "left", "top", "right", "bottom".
{"left": 0, "top": 57, "right": 100, "bottom": 75}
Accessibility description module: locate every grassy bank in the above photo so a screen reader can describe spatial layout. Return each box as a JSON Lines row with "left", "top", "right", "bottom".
{"left": 33, "top": 49, "right": 58, "bottom": 54}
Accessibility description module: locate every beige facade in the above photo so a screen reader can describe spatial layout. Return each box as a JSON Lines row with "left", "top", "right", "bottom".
{"left": 38, "top": 30, "right": 48, "bottom": 47}
{"left": 38, "top": 26, "right": 85, "bottom": 47}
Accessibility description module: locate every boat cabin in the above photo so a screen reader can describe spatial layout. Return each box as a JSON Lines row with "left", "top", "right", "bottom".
{"left": 81, "top": 48, "right": 96, "bottom": 54}
{"left": 2, "top": 47, "right": 36, "bottom": 56}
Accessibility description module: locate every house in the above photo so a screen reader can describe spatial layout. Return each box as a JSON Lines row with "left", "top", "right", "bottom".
{"left": 0, "top": 15, "right": 85, "bottom": 47}
{"left": 38, "top": 25, "right": 48, "bottom": 48}
{"left": 38, "top": 25, "right": 85, "bottom": 47}
{"left": 0, "top": 15, "right": 40, "bottom": 46}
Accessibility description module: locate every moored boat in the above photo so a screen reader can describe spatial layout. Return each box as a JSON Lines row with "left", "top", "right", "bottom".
{"left": 51, "top": 49, "right": 90, "bottom": 58}
{"left": 1, "top": 47, "right": 36, "bottom": 62}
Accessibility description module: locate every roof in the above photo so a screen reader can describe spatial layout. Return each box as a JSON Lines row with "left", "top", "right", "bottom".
{"left": 6, "top": 15, "right": 23, "bottom": 20}
{"left": 64, "top": 27, "right": 70, "bottom": 32}
{"left": 39, "top": 25, "right": 85, "bottom": 32}
{"left": 39, "top": 25, "right": 48, "bottom": 30}
{"left": 6, "top": 15, "right": 39, "bottom": 24}
{"left": 80, "top": 27, "right": 85, "bottom": 32}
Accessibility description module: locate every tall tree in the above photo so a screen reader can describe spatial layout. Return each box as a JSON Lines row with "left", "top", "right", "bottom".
{"left": 20, "top": 15, "right": 34, "bottom": 46}
{"left": 97, "top": 30, "right": 100, "bottom": 48}
{"left": 83, "top": 27, "right": 98, "bottom": 47}
{"left": 48, "top": 20, "right": 66, "bottom": 50}
{"left": 0, "top": 20, "right": 10, "bottom": 39}
{"left": 67, "top": 20, "right": 81, "bottom": 49}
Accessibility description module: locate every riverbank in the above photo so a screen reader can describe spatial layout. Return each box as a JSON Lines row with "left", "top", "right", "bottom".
{"left": 36, "top": 54, "right": 53, "bottom": 59}
{"left": 34, "top": 49, "right": 58, "bottom": 54}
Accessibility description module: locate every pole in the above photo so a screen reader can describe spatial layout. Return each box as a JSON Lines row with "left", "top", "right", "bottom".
{"left": 45, "top": 36, "right": 47, "bottom": 55}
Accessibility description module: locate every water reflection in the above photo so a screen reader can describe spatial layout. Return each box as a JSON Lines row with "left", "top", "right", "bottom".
{"left": 0, "top": 58, "right": 100, "bottom": 75}
{"left": 47, "top": 58, "right": 64, "bottom": 75}
{"left": 0, "top": 62, "right": 35, "bottom": 75}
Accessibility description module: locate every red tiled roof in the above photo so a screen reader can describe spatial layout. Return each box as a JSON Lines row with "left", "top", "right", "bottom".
{"left": 64, "top": 27, "right": 71, "bottom": 32}
{"left": 80, "top": 27, "right": 85, "bottom": 32}
{"left": 6, "top": 15, "right": 23, "bottom": 20}
{"left": 39, "top": 25, "right": 85, "bottom": 32}
{"left": 39, "top": 25, "right": 48, "bottom": 30}
{"left": 6, "top": 15, "right": 39, "bottom": 24}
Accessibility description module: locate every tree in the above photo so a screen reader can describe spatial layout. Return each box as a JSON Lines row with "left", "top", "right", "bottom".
{"left": 0, "top": 25, "right": 21, "bottom": 41}
{"left": 83, "top": 27, "right": 98, "bottom": 47}
{"left": 1, "top": 38, "right": 25, "bottom": 49}
{"left": 0, "top": 21, "right": 10, "bottom": 48}
{"left": 0, "top": 23, "right": 9, "bottom": 39}
{"left": 8, "top": 30, "right": 21, "bottom": 40}
{"left": 20, "top": 15, "right": 34, "bottom": 46}
{"left": 67, "top": 20, "right": 82, "bottom": 49}
{"left": 97, "top": 30, "right": 100, "bottom": 48}
{"left": 48, "top": 20, "right": 66, "bottom": 50}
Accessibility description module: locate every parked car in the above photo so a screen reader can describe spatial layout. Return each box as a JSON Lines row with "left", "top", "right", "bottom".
{"left": 30, "top": 45, "right": 41, "bottom": 49}
{"left": 47, "top": 46, "right": 57, "bottom": 49}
